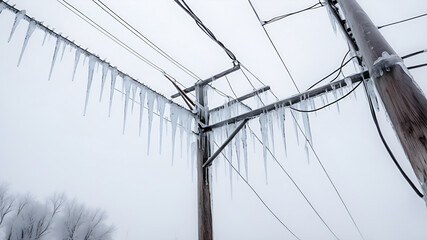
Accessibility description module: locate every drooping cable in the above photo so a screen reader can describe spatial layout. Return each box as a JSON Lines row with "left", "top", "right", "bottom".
{"left": 174, "top": 0, "right": 237, "bottom": 61}
{"left": 361, "top": 80, "right": 424, "bottom": 198}
{"left": 378, "top": 12, "right": 427, "bottom": 29}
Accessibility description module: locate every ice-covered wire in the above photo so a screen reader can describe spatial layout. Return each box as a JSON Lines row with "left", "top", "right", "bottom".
{"left": 307, "top": 52, "right": 357, "bottom": 90}
{"left": 263, "top": 2, "right": 324, "bottom": 25}
{"left": 92, "top": 0, "right": 201, "bottom": 81}
{"left": 401, "top": 49, "right": 427, "bottom": 59}
{"left": 291, "top": 81, "right": 362, "bottom": 113}
{"left": 378, "top": 12, "right": 427, "bottom": 29}
{"left": 213, "top": 141, "right": 301, "bottom": 240}
{"left": 407, "top": 63, "right": 427, "bottom": 70}
{"left": 361, "top": 81, "right": 424, "bottom": 198}
{"left": 174, "top": 0, "right": 237, "bottom": 61}
{"left": 57, "top": 0, "right": 195, "bottom": 98}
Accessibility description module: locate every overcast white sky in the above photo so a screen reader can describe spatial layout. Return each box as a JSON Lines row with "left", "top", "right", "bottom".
{"left": 1, "top": 0, "right": 427, "bottom": 239}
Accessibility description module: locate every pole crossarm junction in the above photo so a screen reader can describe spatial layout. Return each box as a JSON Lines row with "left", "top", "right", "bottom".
{"left": 203, "top": 71, "right": 369, "bottom": 132}
{"left": 202, "top": 119, "right": 249, "bottom": 168}
{"left": 171, "top": 62, "right": 240, "bottom": 98}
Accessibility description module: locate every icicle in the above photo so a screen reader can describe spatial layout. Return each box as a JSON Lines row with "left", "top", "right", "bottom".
{"left": 241, "top": 126, "right": 248, "bottom": 180}
{"left": 366, "top": 79, "right": 379, "bottom": 111}
{"left": 0, "top": 3, "right": 6, "bottom": 14}
{"left": 99, "top": 62, "right": 109, "bottom": 101}
{"left": 72, "top": 48, "right": 82, "bottom": 81}
{"left": 146, "top": 90, "right": 155, "bottom": 155}
{"left": 42, "top": 30, "right": 49, "bottom": 46}
{"left": 277, "top": 106, "right": 287, "bottom": 157}
{"left": 234, "top": 128, "right": 241, "bottom": 174}
{"left": 122, "top": 76, "right": 132, "bottom": 134}
{"left": 185, "top": 113, "right": 193, "bottom": 160}
{"left": 331, "top": 84, "right": 340, "bottom": 113}
{"left": 60, "top": 40, "right": 67, "bottom": 61}
{"left": 108, "top": 67, "right": 118, "bottom": 117}
{"left": 17, "top": 20, "right": 36, "bottom": 67}
{"left": 228, "top": 125, "right": 233, "bottom": 198}
{"left": 156, "top": 96, "right": 166, "bottom": 154}
{"left": 48, "top": 37, "right": 62, "bottom": 80}
{"left": 259, "top": 113, "right": 269, "bottom": 184}
{"left": 292, "top": 105, "right": 300, "bottom": 146}
{"left": 83, "top": 55, "right": 97, "bottom": 116}
{"left": 130, "top": 84, "right": 137, "bottom": 113}
{"left": 267, "top": 112, "right": 275, "bottom": 154}
{"left": 138, "top": 86, "right": 147, "bottom": 135}
{"left": 170, "top": 105, "right": 179, "bottom": 165}
{"left": 300, "top": 100, "right": 312, "bottom": 163}
{"left": 179, "top": 110, "right": 187, "bottom": 158}
{"left": 8, "top": 10, "right": 26, "bottom": 43}
{"left": 338, "top": 82, "right": 344, "bottom": 97}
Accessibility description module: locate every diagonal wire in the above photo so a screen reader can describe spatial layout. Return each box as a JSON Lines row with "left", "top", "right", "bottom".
{"left": 213, "top": 141, "right": 301, "bottom": 240}
{"left": 378, "top": 12, "right": 427, "bottom": 29}
{"left": 263, "top": 2, "right": 324, "bottom": 25}
{"left": 92, "top": 0, "right": 201, "bottom": 81}
{"left": 247, "top": 0, "right": 300, "bottom": 93}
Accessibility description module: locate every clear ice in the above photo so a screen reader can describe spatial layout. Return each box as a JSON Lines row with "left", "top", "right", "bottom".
{"left": 277, "top": 106, "right": 287, "bottom": 156}
{"left": 241, "top": 126, "right": 248, "bottom": 180}
{"left": 17, "top": 20, "right": 36, "bottom": 67}
{"left": 83, "top": 55, "right": 97, "bottom": 116}
{"left": 108, "top": 67, "right": 118, "bottom": 117}
{"left": 72, "top": 48, "right": 82, "bottom": 81}
{"left": 8, "top": 10, "right": 26, "bottom": 43}
{"left": 139, "top": 86, "right": 146, "bottom": 135}
{"left": 131, "top": 84, "right": 137, "bottom": 113}
{"left": 156, "top": 96, "right": 166, "bottom": 153}
{"left": 48, "top": 37, "right": 62, "bottom": 80}
{"left": 170, "top": 105, "right": 179, "bottom": 165}
{"left": 99, "top": 62, "right": 109, "bottom": 101}
{"left": 146, "top": 90, "right": 155, "bottom": 155}
{"left": 259, "top": 113, "right": 269, "bottom": 183}
{"left": 122, "top": 76, "right": 132, "bottom": 134}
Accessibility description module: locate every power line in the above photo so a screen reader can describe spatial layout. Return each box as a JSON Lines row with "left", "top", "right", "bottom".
{"left": 224, "top": 76, "right": 341, "bottom": 239}
{"left": 57, "top": 0, "right": 195, "bottom": 98}
{"left": 263, "top": 2, "right": 324, "bottom": 26}
{"left": 92, "top": 0, "right": 201, "bottom": 81}
{"left": 291, "top": 81, "right": 362, "bottom": 113}
{"left": 247, "top": 0, "right": 301, "bottom": 93}
{"left": 401, "top": 49, "right": 427, "bottom": 59}
{"left": 378, "top": 12, "right": 427, "bottom": 29}
{"left": 408, "top": 63, "right": 427, "bottom": 70}
{"left": 213, "top": 141, "right": 301, "bottom": 240}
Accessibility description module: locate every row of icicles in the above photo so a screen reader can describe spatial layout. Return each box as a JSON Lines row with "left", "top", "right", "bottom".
{"left": 1, "top": 3, "right": 373, "bottom": 186}
{"left": 0, "top": 3, "right": 195, "bottom": 163}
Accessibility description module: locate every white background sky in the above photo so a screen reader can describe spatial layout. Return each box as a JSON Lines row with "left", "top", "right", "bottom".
{"left": 1, "top": 0, "right": 427, "bottom": 239}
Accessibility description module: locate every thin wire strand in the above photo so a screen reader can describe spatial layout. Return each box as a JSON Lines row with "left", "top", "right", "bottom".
{"left": 213, "top": 141, "right": 301, "bottom": 240}
{"left": 92, "top": 0, "right": 201, "bottom": 81}
{"left": 263, "top": 2, "right": 324, "bottom": 25}
{"left": 378, "top": 12, "right": 427, "bottom": 29}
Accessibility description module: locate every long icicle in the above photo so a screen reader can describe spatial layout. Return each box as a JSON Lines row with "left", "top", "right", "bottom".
{"left": 138, "top": 87, "right": 146, "bottom": 135}
{"left": 8, "top": 10, "right": 26, "bottom": 42}
{"left": 48, "top": 37, "right": 62, "bottom": 80}
{"left": 83, "top": 55, "right": 97, "bottom": 116}
{"left": 17, "top": 20, "right": 36, "bottom": 67}
{"left": 122, "top": 76, "right": 132, "bottom": 134}
{"left": 99, "top": 62, "right": 109, "bottom": 101}
{"left": 108, "top": 67, "right": 118, "bottom": 117}
{"left": 72, "top": 48, "right": 82, "bottom": 81}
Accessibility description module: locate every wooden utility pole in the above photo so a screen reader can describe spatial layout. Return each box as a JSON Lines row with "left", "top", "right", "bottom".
{"left": 335, "top": 0, "right": 427, "bottom": 195}
{"left": 196, "top": 83, "right": 213, "bottom": 240}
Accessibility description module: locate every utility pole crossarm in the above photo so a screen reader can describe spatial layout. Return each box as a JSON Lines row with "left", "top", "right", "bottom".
{"left": 209, "top": 86, "right": 270, "bottom": 113}
{"left": 171, "top": 63, "right": 240, "bottom": 99}
{"left": 204, "top": 71, "right": 368, "bottom": 132}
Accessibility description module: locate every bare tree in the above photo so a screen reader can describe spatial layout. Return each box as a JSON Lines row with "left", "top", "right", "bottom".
{"left": 56, "top": 201, "right": 114, "bottom": 240}
{"left": 4, "top": 194, "right": 65, "bottom": 240}
{"left": 0, "top": 184, "right": 14, "bottom": 227}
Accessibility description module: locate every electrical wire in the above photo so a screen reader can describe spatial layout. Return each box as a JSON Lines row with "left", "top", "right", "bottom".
{"left": 213, "top": 141, "right": 301, "bottom": 240}
{"left": 225, "top": 76, "right": 342, "bottom": 240}
{"left": 174, "top": 0, "right": 237, "bottom": 61}
{"left": 361, "top": 80, "right": 424, "bottom": 198}
{"left": 402, "top": 49, "right": 427, "bottom": 59}
{"left": 57, "top": 0, "right": 195, "bottom": 99}
{"left": 263, "top": 2, "right": 324, "bottom": 25}
{"left": 378, "top": 12, "right": 427, "bottom": 29}
{"left": 247, "top": 0, "right": 301, "bottom": 93}
{"left": 92, "top": 0, "right": 201, "bottom": 81}
{"left": 408, "top": 63, "right": 427, "bottom": 70}
{"left": 291, "top": 81, "right": 362, "bottom": 113}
